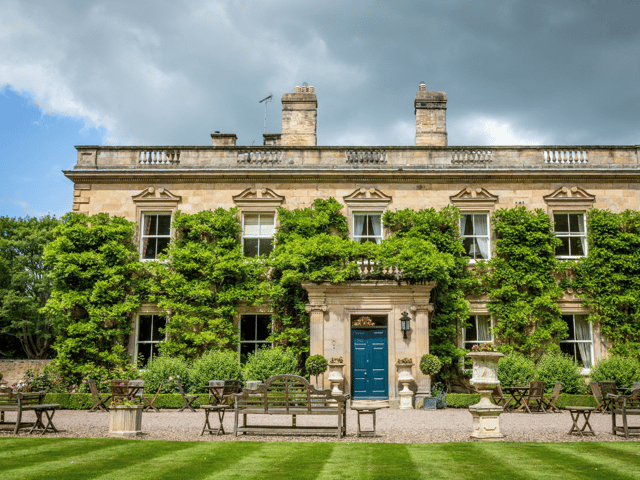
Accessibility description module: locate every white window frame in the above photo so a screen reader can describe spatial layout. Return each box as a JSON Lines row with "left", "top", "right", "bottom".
{"left": 560, "top": 314, "right": 594, "bottom": 374}
{"left": 553, "top": 212, "right": 588, "bottom": 259}
{"left": 352, "top": 212, "right": 384, "bottom": 244}
{"left": 242, "top": 212, "right": 276, "bottom": 257}
{"left": 238, "top": 314, "right": 272, "bottom": 359}
{"left": 459, "top": 212, "right": 491, "bottom": 261}
{"left": 140, "top": 212, "right": 172, "bottom": 261}
{"left": 463, "top": 314, "right": 493, "bottom": 350}
{"left": 135, "top": 314, "right": 166, "bottom": 365}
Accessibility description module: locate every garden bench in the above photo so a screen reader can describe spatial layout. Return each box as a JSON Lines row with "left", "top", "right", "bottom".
{"left": 0, "top": 391, "right": 60, "bottom": 434}
{"left": 608, "top": 391, "right": 640, "bottom": 438}
{"left": 231, "top": 375, "right": 348, "bottom": 438}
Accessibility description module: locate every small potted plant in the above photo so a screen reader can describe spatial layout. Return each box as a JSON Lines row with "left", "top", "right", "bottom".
{"left": 306, "top": 354, "right": 328, "bottom": 389}
{"left": 327, "top": 357, "right": 345, "bottom": 395}
{"left": 419, "top": 354, "right": 442, "bottom": 410}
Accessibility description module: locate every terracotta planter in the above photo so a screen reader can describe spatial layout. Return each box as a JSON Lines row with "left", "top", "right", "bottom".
{"left": 466, "top": 352, "right": 504, "bottom": 439}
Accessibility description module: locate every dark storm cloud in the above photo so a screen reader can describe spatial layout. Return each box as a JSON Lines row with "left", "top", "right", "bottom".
{"left": 1, "top": 0, "right": 639, "bottom": 146}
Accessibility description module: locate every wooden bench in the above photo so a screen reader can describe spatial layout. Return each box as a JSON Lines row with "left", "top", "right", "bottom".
{"left": 608, "top": 390, "right": 640, "bottom": 438}
{"left": 231, "top": 375, "right": 348, "bottom": 438}
{"left": 0, "top": 391, "right": 60, "bottom": 434}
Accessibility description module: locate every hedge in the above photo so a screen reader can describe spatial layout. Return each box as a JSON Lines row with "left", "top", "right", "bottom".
{"left": 43, "top": 393, "right": 598, "bottom": 410}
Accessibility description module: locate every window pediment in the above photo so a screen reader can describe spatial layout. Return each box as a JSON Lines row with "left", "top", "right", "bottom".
{"left": 132, "top": 187, "right": 181, "bottom": 207}
{"left": 343, "top": 187, "right": 392, "bottom": 209}
{"left": 450, "top": 188, "right": 498, "bottom": 210}
{"left": 233, "top": 188, "right": 284, "bottom": 209}
{"left": 544, "top": 186, "right": 595, "bottom": 208}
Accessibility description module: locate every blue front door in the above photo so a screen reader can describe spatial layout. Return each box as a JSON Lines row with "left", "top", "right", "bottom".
{"left": 351, "top": 329, "right": 388, "bottom": 399}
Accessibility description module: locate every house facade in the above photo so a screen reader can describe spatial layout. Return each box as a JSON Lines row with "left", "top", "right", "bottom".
{"left": 64, "top": 84, "right": 640, "bottom": 401}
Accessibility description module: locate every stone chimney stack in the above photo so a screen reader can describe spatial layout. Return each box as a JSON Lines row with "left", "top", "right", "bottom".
{"left": 211, "top": 132, "right": 237, "bottom": 146}
{"left": 281, "top": 85, "right": 317, "bottom": 146}
{"left": 415, "top": 83, "right": 447, "bottom": 146}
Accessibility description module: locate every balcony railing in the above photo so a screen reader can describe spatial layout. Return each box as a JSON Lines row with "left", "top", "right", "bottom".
{"left": 74, "top": 145, "right": 639, "bottom": 170}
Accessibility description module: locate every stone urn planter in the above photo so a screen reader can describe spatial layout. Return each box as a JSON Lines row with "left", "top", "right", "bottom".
{"left": 396, "top": 361, "right": 415, "bottom": 410}
{"left": 109, "top": 405, "right": 143, "bottom": 437}
{"left": 327, "top": 363, "right": 345, "bottom": 396}
{"left": 466, "top": 351, "right": 505, "bottom": 439}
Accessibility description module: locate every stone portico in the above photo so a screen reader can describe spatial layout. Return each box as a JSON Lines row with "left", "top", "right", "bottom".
{"left": 304, "top": 281, "right": 434, "bottom": 403}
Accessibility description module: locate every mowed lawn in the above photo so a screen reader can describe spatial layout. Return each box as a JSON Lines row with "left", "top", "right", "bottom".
{"left": 1, "top": 438, "right": 639, "bottom": 480}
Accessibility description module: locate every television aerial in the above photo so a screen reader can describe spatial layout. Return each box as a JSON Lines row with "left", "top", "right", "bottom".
{"left": 259, "top": 93, "right": 273, "bottom": 135}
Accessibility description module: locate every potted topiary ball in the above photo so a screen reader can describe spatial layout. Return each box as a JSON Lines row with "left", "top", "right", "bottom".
{"left": 306, "top": 355, "right": 328, "bottom": 389}
{"left": 419, "top": 354, "right": 442, "bottom": 410}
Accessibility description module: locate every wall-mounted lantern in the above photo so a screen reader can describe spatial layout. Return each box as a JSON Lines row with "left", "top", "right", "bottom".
{"left": 400, "top": 311, "right": 411, "bottom": 339}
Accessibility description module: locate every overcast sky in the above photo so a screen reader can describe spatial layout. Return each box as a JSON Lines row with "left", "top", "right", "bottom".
{"left": 1, "top": 0, "right": 639, "bottom": 217}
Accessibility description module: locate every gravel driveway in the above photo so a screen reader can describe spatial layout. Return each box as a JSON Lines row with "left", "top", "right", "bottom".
{"left": 1, "top": 407, "right": 635, "bottom": 443}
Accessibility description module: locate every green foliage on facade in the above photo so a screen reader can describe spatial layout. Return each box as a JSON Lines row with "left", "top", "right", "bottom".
{"left": 43, "top": 213, "right": 141, "bottom": 384}
{"left": 477, "top": 207, "right": 566, "bottom": 356}
{"left": 241, "top": 346, "right": 300, "bottom": 382}
{"left": 145, "top": 208, "right": 270, "bottom": 359}
{"left": 383, "top": 206, "right": 471, "bottom": 383}
{"left": 571, "top": 209, "right": 640, "bottom": 357}
{"left": 0, "top": 216, "right": 59, "bottom": 359}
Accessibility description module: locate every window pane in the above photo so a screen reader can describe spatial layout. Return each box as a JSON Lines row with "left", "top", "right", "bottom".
{"left": 259, "top": 214, "right": 275, "bottom": 236}
{"left": 560, "top": 342, "right": 574, "bottom": 358}
{"left": 244, "top": 214, "right": 260, "bottom": 236}
{"left": 568, "top": 213, "right": 581, "bottom": 233}
{"left": 476, "top": 238, "right": 489, "bottom": 260}
{"left": 258, "top": 238, "right": 273, "bottom": 256}
{"left": 569, "top": 237, "right": 585, "bottom": 256}
{"left": 256, "top": 315, "right": 270, "bottom": 341}
{"left": 156, "top": 238, "right": 170, "bottom": 256}
{"left": 477, "top": 316, "right": 492, "bottom": 342}
{"left": 462, "top": 215, "right": 474, "bottom": 236}
{"left": 462, "top": 237, "right": 474, "bottom": 257}
{"left": 556, "top": 237, "right": 570, "bottom": 256}
{"left": 243, "top": 238, "right": 259, "bottom": 257}
{"left": 142, "top": 238, "right": 156, "bottom": 259}
{"left": 152, "top": 316, "right": 166, "bottom": 342}
{"left": 138, "top": 315, "right": 152, "bottom": 341}
{"left": 241, "top": 315, "right": 256, "bottom": 341}
{"left": 137, "top": 343, "right": 152, "bottom": 366}
{"left": 563, "top": 315, "right": 575, "bottom": 340}
{"left": 465, "top": 318, "right": 478, "bottom": 342}
{"left": 554, "top": 214, "right": 569, "bottom": 234}
{"left": 240, "top": 343, "right": 255, "bottom": 362}
{"left": 144, "top": 215, "right": 157, "bottom": 235}
{"left": 151, "top": 344, "right": 161, "bottom": 364}
{"left": 157, "top": 215, "right": 171, "bottom": 236}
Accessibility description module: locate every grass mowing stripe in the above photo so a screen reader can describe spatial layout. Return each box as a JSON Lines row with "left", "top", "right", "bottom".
{"left": 541, "top": 442, "right": 640, "bottom": 479}
{"left": 202, "top": 441, "right": 333, "bottom": 480}
{"left": 0, "top": 437, "right": 89, "bottom": 458}
{"left": 316, "top": 443, "right": 417, "bottom": 480}
{"left": 408, "top": 442, "right": 530, "bottom": 480}
{"left": 91, "top": 441, "right": 251, "bottom": 480}
{"left": 0, "top": 440, "right": 174, "bottom": 480}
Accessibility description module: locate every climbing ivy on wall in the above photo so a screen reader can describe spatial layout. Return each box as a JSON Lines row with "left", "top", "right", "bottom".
{"left": 43, "top": 213, "right": 141, "bottom": 383}
{"left": 476, "top": 207, "right": 566, "bottom": 357}
{"left": 146, "top": 208, "right": 270, "bottom": 359}
{"left": 571, "top": 209, "right": 640, "bottom": 357}
{"left": 383, "top": 206, "right": 472, "bottom": 385}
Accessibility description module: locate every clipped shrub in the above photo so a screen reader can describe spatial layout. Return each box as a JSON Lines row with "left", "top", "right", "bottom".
{"left": 142, "top": 355, "right": 191, "bottom": 394}
{"left": 305, "top": 354, "right": 328, "bottom": 381}
{"left": 242, "top": 347, "right": 300, "bottom": 383}
{"left": 535, "top": 352, "right": 587, "bottom": 394}
{"left": 497, "top": 352, "right": 536, "bottom": 387}
{"left": 590, "top": 355, "right": 640, "bottom": 389}
{"left": 190, "top": 350, "right": 242, "bottom": 388}
{"left": 23, "top": 364, "right": 69, "bottom": 393}
{"left": 420, "top": 354, "right": 442, "bottom": 376}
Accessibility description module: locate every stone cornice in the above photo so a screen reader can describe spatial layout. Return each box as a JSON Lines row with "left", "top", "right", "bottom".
{"left": 63, "top": 167, "right": 640, "bottom": 184}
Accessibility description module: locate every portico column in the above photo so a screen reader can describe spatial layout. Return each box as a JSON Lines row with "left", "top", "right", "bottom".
{"left": 306, "top": 303, "right": 327, "bottom": 386}
{"left": 412, "top": 304, "right": 434, "bottom": 399}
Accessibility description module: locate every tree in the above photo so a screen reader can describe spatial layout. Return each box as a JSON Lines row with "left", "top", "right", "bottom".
{"left": 0, "top": 216, "right": 59, "bottom": 359}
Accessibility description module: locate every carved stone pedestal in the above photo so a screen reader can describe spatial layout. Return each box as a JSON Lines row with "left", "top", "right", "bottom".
{"left": 397, "top": 363, "right": 415, "bottom": 410}
{"left": 466, "top": 352, "right": 505, "bottom": 440}
{"left": 327, "top": 363, "right": 345, "bottom": 396}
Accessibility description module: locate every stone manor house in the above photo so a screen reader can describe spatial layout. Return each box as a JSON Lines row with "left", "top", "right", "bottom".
{"left": 64, "top": 84, "right": 640, "bottom": 402}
